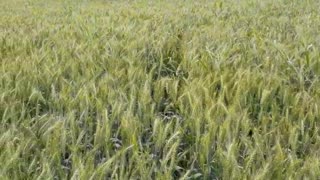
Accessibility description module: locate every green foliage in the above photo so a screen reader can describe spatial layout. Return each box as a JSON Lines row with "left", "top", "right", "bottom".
{"left": 1, "top": 0, "right": 320, "bottom": 179}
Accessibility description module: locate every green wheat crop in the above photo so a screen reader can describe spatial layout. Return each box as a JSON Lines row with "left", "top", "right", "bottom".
{"left": 1, "top": 0, "right": 320, "bottom": 179}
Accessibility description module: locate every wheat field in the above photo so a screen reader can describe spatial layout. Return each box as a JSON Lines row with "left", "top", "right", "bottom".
{"left": 1, "top": 0, "right": 320, "bottom": 179}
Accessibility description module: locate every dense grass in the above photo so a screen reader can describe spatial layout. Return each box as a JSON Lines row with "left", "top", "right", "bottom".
{"left": 1, "top": 0, "right": 320, "bottom": 179}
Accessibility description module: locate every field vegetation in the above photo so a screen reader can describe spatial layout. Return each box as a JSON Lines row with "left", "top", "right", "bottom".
{"left": 1, "top": 0, "right": 320, "bottom": 179}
